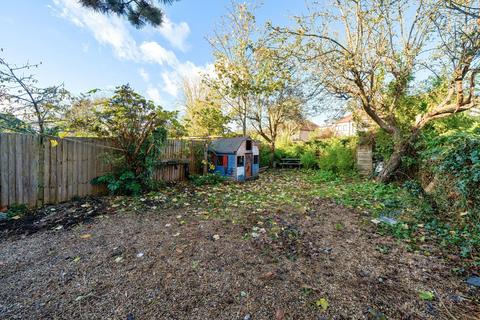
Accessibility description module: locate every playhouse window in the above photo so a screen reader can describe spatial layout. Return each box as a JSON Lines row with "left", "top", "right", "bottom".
{"left": 246, "top": 140, "right": 252, "bottom": 151}
{"left": 253, "top": 155, "right": 259, "bottom": 164}
{"left": 237, "top": 155, "right": 244, "bottom": 167}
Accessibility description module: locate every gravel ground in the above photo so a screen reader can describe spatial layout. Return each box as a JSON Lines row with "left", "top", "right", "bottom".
{"left": 0, "top": 173, "right": 479, "bottom": 320}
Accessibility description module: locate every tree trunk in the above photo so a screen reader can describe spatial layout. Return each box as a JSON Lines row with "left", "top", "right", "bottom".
{"left": 242, "top": 98, "right": 247, "bottom": 136}
{"left": 269, "top": 141, "right": 275, "bottom": 166}
{"left": 376, "top": 140, "right": 408, "bottom": 183}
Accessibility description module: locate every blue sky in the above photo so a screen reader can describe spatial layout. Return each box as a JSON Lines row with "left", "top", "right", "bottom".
{"left": 0, "top": 1, "right": 310, "bottom": 115}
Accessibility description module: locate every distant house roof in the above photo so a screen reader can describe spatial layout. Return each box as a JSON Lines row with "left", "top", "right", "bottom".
{"left": 208, "top": 136, "right": 251, "bottom": 154}
{"left": 334, "top": 114, "right": 353, "bottom": 124}
{"left": 299, "top": 120, "right": 319, "bottom": 131}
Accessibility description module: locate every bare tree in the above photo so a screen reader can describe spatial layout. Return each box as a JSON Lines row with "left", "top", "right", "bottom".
{"left": 207, "top": 1, "right": 259, "bottom": 136}
{"left": 0, "top": 53, "right": 69, "bottom": 135}
{"left": 444, "top": 0, "right": 480, "bottom": 18}
{"left": 274, "top": 0, "right": 479, "bottom": 181}
{"left": 247, "top": 46, "right": 307, "bottom": 163}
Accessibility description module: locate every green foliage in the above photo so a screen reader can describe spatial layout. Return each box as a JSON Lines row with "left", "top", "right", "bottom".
{"left": 85, "top": 85, "right": 177, "bottom": 195}
{"left": 300, "top": 151, "right": 317, "bottom": 169}
{"left": 418, "top": 291, "right": 435, "bottom": 301}
{"left": 190, "top": 173, "right": 226, "bottom": 186}
{"left": 420, "top": 125, "right": 480, "bottom": 213}
{"left": 309, "top": 170, "right": 339, "bottom": 183}
{"left": 0, "top": 113, "right": 34, "bottom": 133}
{"left": 92, "top": 170, "right": 142, "bottom": 195}
{"left": 403, "top": 180, "right": 424, "bottom": 197}
{"left": 183, "top": 80, "right": 230, "bottom": 137}
{"left": 317, "top": 139, "right": 355, "bottom": 174}
{"left": 373, "top": 129, "right": 394, "bottom": 161}
{"left": 258, "top": 143, "right": 273, "bottom": 167}
{"left": 78, "top": 0, "right": 176, "bottom": 28}
{"left": 5, "top": 204, "right": 28, "bottom": 218}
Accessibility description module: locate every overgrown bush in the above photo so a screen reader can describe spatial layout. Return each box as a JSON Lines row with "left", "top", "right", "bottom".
{"left": 300, "top": 151, "right": 317, "bottom": 169}
{"left": 81, "top": 85, "right": 178, "bottom": 195}
{"left": 317, "top": 138, "right": 356, "bottom": 174}
{"left": 419, "top": 126, "right": 480, "bottom": 215}
{"left": 92, "top": 170, "right": 142, "bottom": 195}
{"left": 190, "top": 173, "right": 225, "bottom": 186}
{"left": 258, "top": 143, "right": 273, "bottom": 167}
{"left": 372, "top": 129, "right": 394, "bottom": 162}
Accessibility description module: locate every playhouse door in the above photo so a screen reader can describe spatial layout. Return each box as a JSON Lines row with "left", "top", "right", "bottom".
{"left": 245, "top": 153, "right": 252, "bottom": 178}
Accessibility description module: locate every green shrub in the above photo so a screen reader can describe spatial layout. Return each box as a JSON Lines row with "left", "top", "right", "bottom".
{"left": 300, "top": 151, "right": 317, "bottom": 169}
{"left": 259, "top": 144, "right": 273, "bottom": 167}
{"left": 92, "top": 170, "right": 142, "bottom": 195}
{"left": 420, "top": 126, "right": 480, "bottom": 214}
{"left": 190, "top": 173, "right": 225, "bottom": 186}
{"left": 5, "top": 204, "right": 28, "bottom": 218}
{"left": 373, "top": 129, "right": 394, "bottom": 162}
{"left": 317, "top": 139, "right": 355, "bottom": 174}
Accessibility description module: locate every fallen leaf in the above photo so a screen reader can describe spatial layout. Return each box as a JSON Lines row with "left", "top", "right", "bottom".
{"left": 213, "top": 234, "right": 220, "bottom": 241}
{"left": 275, "top": 309, "right": 285, "bottom": 320}
{"left": 80, "top": 234, "right": 92, "bottom": 239}
{"left": 419, "top": 290, "right": 435, "bottom": 301}
{"left": 315, "top": 298, "right": 329, "bottom": 311}
{"left": 260, "top": 271, "right": 276, "bottom": 280}
{"left": 114, "top": 256, "right": 123, "bottom": 263}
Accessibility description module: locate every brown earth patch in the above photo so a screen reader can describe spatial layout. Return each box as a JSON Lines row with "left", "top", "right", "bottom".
{"left": 0, "top": 174, "right": 478, "bottom": 319}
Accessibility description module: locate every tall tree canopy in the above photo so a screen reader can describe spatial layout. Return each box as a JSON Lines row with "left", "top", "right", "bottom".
{"left": 208, "top": 2, "right": 319, "bottom": 163}
{"left": 181, "top": 77, "right": 230, "bottom": 137}
{"left": 207, "top": 2, "right": 257, "bottom": 136}
{"left": 78, "top": 0, "right": 177, "bottom": 28}
{"left": 275, "top": 0, "right": 480, "bottom": 181}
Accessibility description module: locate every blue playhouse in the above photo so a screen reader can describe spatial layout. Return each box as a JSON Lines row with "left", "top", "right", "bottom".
{"left": 208, "top": 136, "right": 260, "bottom": 181}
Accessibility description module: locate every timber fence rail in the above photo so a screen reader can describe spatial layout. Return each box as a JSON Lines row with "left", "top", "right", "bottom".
{"left": 0, "top": 133, "right": 206, "bottom": 208}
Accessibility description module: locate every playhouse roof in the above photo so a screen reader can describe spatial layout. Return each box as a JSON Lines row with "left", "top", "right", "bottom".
{"left": 208, "top": 136, "right": 251, "bottom": 154}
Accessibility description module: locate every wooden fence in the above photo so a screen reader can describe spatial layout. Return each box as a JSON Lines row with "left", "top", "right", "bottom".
{"left": 0, "top": 133, "right": 206, "bottom": 208}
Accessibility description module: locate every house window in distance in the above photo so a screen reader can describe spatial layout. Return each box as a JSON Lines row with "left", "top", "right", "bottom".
{"left": 253, "top": 155, "right": 259, "bottom": 164}
{"left": 237, "top": 156, "right": 244, "bottom": 167}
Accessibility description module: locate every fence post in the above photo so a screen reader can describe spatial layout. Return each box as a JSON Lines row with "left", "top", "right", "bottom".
{"left": 357, "top": 144, "right": 373, "bottom": 176}
{"left": 203, "top": 141, "right": 208, "bottom": 175}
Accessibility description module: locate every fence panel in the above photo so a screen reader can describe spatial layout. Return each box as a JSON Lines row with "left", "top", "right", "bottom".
{"left": 0, "top": 134, "right": 207, "bottom": 208}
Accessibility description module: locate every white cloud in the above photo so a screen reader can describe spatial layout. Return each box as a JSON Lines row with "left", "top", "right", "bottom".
{"left": 52, "top": 0, "right": 212, "bottom": 107}
{"left": 146, "top": 87, "right": 164, "bottom": 105}
{"left": 139, "top": 41, "right": 179, "bottom": 67}
{"left": 161, "top": 71, "right": 180, "bottom": 97}
{"left": 157, "top": 18, "right": 191, "bottom": 52}
{"left": 53, "top": 0, "right": 139, "bottom": 60}
{"left": 138, "top": 68, "right": 150, "bottom": 82}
